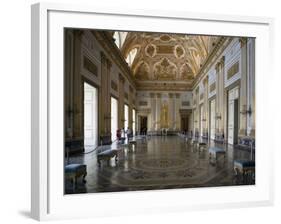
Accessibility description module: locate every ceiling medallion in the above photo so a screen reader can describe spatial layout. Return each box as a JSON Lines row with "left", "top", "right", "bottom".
{"left": 145, "top": 44, "right": 156, "bottom": 57}
{"left": 174, "top": 45, "right": 185, "bottom": 58}
{"left": 160, "top": 34, "right": 172, "bottom": 42}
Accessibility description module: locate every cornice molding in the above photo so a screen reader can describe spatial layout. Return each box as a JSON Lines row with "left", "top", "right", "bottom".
{"left": 92, "top": 31, "right": 136, "bottom": 88}
{"left": 191, "top": 37, "right": 233, "bottom": 90}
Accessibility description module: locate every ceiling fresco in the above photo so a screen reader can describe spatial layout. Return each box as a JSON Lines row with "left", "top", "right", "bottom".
{"left": 111, "top": 32, "right": 221, "bottom": 90}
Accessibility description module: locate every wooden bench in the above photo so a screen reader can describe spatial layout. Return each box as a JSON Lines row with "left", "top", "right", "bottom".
{"left": 97, "top": 149, "right": 118, "bottom": 167}
{"left": 208, "top": 147, "right": 226, "bottom": 163}
{"left": 197, "top": 142, "right": 207, "bottom": 152}
{"left": 234, "top": 160, "right": 255, "bottom": 176}
{"left": 65, "top": 164, "right": 87, "bottom": 189}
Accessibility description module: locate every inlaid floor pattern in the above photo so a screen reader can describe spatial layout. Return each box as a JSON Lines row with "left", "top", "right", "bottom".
{"left": 65, "top": 136, "right": 254, "bottom": 194}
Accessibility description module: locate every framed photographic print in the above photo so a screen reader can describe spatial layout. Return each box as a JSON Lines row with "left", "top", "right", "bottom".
{"left": 31, "top": 2, "right": 274, "bottom": 221}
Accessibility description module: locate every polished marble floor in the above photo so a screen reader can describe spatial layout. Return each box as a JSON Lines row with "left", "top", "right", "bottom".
{"left": 65, "top": 135, "right": 254, "bottom": 194}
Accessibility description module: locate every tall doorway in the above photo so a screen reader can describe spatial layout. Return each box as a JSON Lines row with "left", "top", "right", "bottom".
{"left": 132, "top": 109, "right": 136, "bottom": 135}
{"left": 111, "top": 97, "right": 118, "bottom": 142}
{"left": 124, "top": 104, "right": 129, "bottom": 130}
{"left": 209, "top": 99, "right": 216, "bottom": 140}
{"left": 139, "top": 116, "right": 147, "bottom": 135}
{"left": 228, "top": 87, "right": 239, "bottom": 145}
{"left": 84, "top": 82, "right": 98, "bottom": 152}
{"left": 199, "top": 104, "right": 204, "bottom": 137}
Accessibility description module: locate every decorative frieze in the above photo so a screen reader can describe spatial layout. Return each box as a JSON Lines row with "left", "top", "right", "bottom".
{"left": 227, "top": 62, "right": 239, "bottom": 80}
{"left": 182, "top": 101, "right": 190, "bottom": 107}
{"left": 124, "top": 92, "right": 128, "bottom": 100}
{"left": 139, "top": 101, "right": 148, "bottom": 106}
{"left": 210, "top": 82, "right": 216, "bottom": 92}
{"left": 118, "top": 73, "right": 125, "bottom": 83}
{"left": 83, "top": 56, "right": 98, "bottom": 76}
{"left": 111, "top": 80, "right": 118, "bottom": 91}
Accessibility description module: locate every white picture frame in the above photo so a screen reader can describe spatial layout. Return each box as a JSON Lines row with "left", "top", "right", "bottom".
{"left": 31, "top": 2, "right": 274, "bottom": 221}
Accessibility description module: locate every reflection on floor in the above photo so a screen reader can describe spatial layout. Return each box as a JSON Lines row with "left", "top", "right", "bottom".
{"left": 65, "top": 135, "right": 255, "bottom": 194}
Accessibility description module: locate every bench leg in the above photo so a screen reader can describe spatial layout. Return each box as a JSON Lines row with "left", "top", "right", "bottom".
{"left": 82, "top": 172, "right": 87, "bottom": 183}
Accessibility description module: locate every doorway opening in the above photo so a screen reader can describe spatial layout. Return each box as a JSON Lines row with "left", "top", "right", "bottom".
{"left": 84, "top": 82, "right": 98, "bottom": 153}
{"left": 209, "top": 99, "right": 216, "bottom": 140}
{"left": 228, "top": 98, "right": 239, "bottom": 144}
{"left": 124, "top": 104, "right": 129, "bottom": 130}
{"left": 111, "top": 97, "right": 118, "bottom": 142}
{"left": 132, "top": 108, "right": 136, "bottom": 135}
{"left": 139, "top": 116, "right": 148, "bottom": 135}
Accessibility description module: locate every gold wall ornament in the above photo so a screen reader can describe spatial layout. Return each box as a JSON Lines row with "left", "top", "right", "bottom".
{"left": 160, "top": 103, "right": 169, "bottom": 128}
{"left": 210, "top": 82, "right": 216, "bottom": 92}
{"left": 111, "top": 80, "right": 118, "bottom": 91}
{"left": 227, "top": 62, "right": 239, "bottom": 80}
{"left": 83, "top": 56, "right": 98, "bottom": 76}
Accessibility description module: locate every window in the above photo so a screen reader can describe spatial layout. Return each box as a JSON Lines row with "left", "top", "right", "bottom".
{"left": 111, "top": 97, "right": 118, "bottom": 141}
{"left": 132, "top": 108, "right": 136, "bottom": 135}
{"left": 126, "top": 48, "right": 138, "bottom": 66}
{"left": 113, "top": 32, "right": 128, "bottom": 49}
{"left": 124, "top": 104, "right": 129, "bottom": 130}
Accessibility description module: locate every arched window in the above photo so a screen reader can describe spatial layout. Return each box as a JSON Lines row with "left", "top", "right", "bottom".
{"left": 126, "top": 48, "right": 138, "bottom": 66}
{"left": 113, "top": 32, "right": 128, "bottom": 49}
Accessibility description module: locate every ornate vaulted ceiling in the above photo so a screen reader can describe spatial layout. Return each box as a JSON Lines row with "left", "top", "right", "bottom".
{"left": 113, "top": 32, "right": 220, "bottom": 91}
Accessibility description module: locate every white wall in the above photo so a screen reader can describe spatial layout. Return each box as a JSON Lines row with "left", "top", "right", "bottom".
{"left": 0, "top": 1, "right": 280, "bottom": 224}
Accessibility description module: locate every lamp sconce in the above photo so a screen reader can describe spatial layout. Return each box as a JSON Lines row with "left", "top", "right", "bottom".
{"left": 66, "top": 106, "right": 80, "bottom": 117}
{"left": 104, "top": 115, "right": 112, "bottom": 120}
{"left": 215, "top": 113, "right": 222, "bottom": 120}
{"left": 202, "top": 116, "right": 207, "bottom": 122}
{"left": 194, "top": 120, "right": 198, "bottom": 123}
{"left": 240, "top": 105, "right": 252, "bottom": 115}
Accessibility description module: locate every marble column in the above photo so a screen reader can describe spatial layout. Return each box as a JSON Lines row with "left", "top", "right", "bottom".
{"left": 73, "top": 30, "right": 83, "bottom": 138}
{"left": 175, "top": 93, "right": 181, "bottom": 130}
{"left": 239, "top": 37, "right": 248, "bottom": 136}
{"left": 99, "top": 52, "right": 112, "bottom": 143}
{"left": 64, "top": 30, "right": 74, "bottom": 138}
{"left": 219, "top": 56, "right": 225, "bottom": 134}
{"left": 168, "top": 93, "right": 174, "bottom": 129}
{"left": 150, "top": 93, "right": 156, "bottom": 130}
{"left": 247, "top": 38, "right": 255, "bottom": 136}
{"left": 156, "top": 93, "right": 161, "bottom": 130}
{"left": 203, "top": 77, "right": 208, "bottom": 134}
{"left": 118, "top": 74, "right": 125, "bottom": 129}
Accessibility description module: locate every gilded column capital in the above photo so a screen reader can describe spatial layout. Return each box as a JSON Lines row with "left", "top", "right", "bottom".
{"left": 239, "top": 37, "right": 247, "bottom": 48}
{"left": 220, "top": 56, "right": 225, "bottom": 65}
{"left": 100, "top": 51, "right": 107, "bottom": 64}
{"left": 168, "top": 93, "right": 174, "bottom": 98}
{"left": 106, "top": 59, "right": 112, "bottom": 69}
{"left": 118, "top": 73, "right": 125, "bottom": 84}
{"left": 215, "top": 62, "right": 221, "bottom": 71}
{"left": 156, "top": 93, "right": 161, "bottom": 98}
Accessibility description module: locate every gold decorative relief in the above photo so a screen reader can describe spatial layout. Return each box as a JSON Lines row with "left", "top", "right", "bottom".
{"left": 139, "top": 101, "right": 148, "bottom": 106}
{"left": 83, "top": 56, "right": 98, "bottom": 76}
{"left": 157, "top": 45, "right": 174, "bottom": 54}
{"left": 174, "top": 45, "right": 185, "bottom": 58}
{"left": 135, "top": 61, "right": 150, "bottom": 80}
{"left": 160, "top": 34, "right": 171, "bottom": 42}
{"left": 180, "top": 64, "right": 194, "bottom": 80}
{"left": 227, "top": 62, "right": 239, "bottom": 80}
{"left": 111, "top": 80, "right": 118, "bottom": 91}
{"left": 210, "top": 82, "right": 216, "bottom": 92}
{"left": 145, "top": 44, "right": 156, "bottom": 57}
{"left": 153, "top": 58, "right": 177, "bottom": 80}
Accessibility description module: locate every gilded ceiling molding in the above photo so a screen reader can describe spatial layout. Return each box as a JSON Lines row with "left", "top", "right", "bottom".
{"left": 192, "top": 37, "right": 233, "bottom": 90}
{"left": 239, "top": 37, "right": 248, "bottom": 48}
{"left": 92, "top": 31, "right": 136, "bottom": 88}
